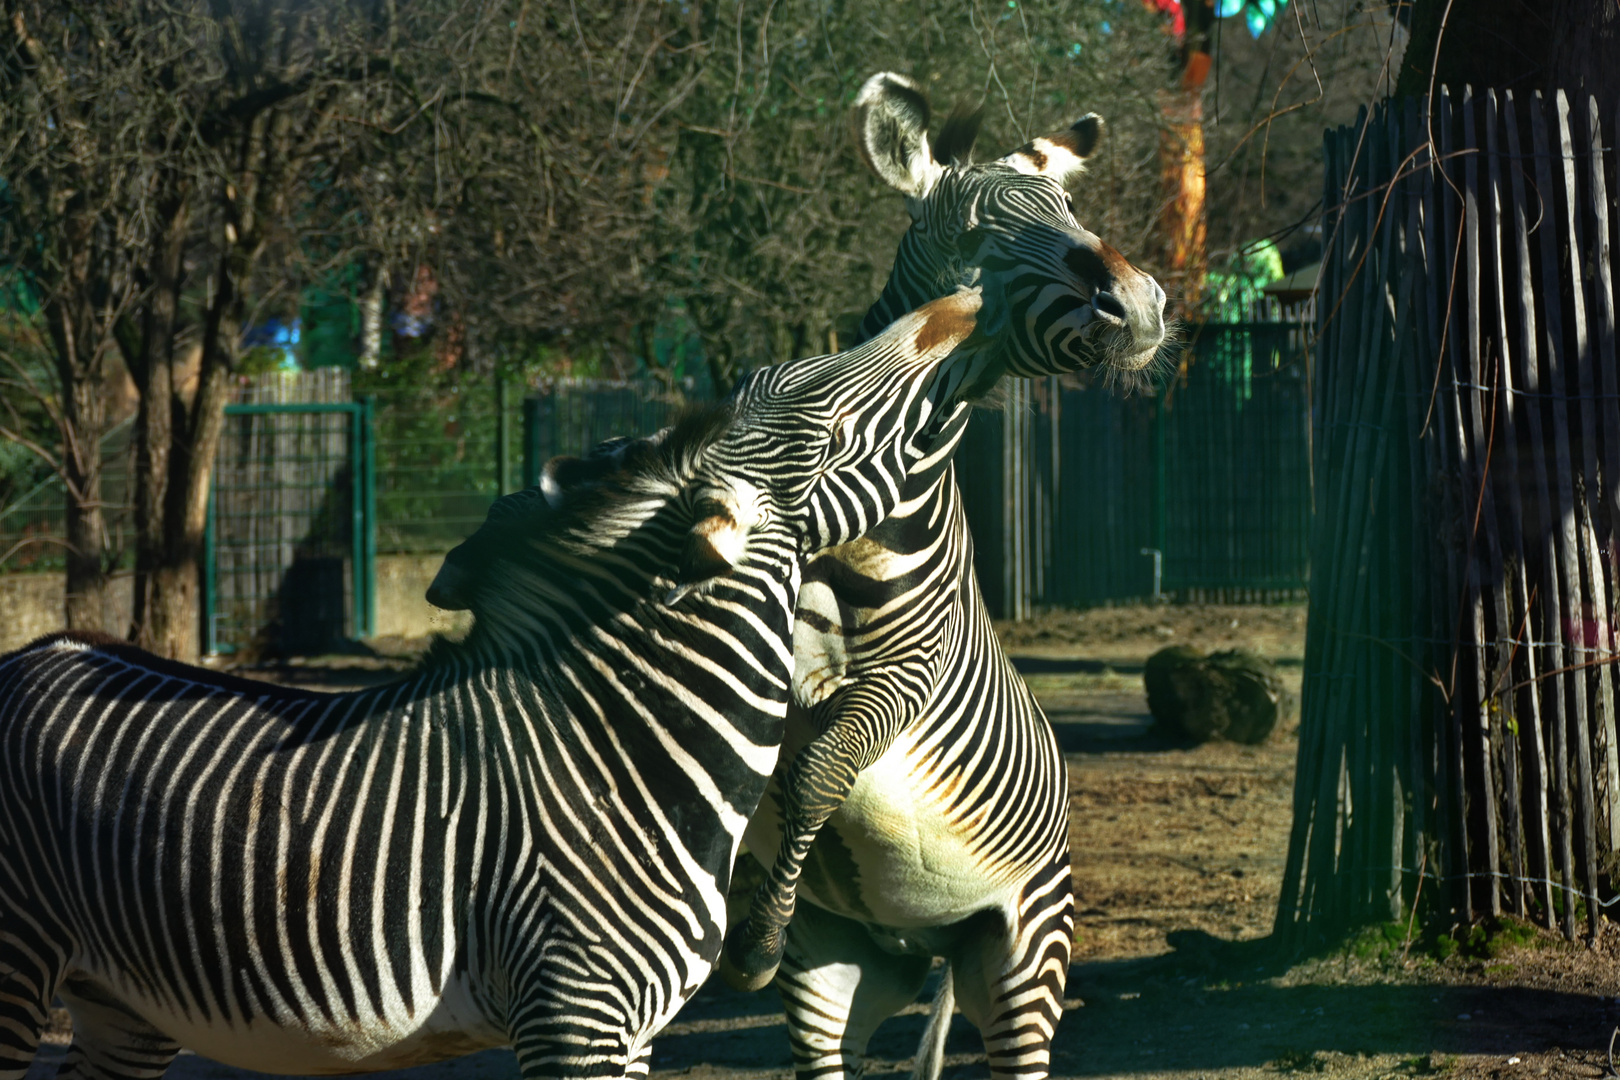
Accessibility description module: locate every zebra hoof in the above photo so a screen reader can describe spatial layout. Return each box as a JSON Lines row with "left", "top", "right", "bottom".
{"left": 718, "top": 923, "right": 783, "bottom": 992}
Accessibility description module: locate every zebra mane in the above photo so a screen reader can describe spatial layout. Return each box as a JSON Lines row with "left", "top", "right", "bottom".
{"left": 542, "top": 402, "right": 735, "bottom": 526}
{"left": 414, "top": 403, "right": 738, "bottom": 673}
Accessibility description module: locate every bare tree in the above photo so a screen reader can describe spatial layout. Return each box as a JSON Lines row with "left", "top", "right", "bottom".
{"left": 2, "top": 0, "right": 679, "bottom": 658}
{"left": 1, "top": 4, "right": 154, "bottom": 631}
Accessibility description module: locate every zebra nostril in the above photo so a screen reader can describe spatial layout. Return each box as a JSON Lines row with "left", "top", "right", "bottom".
{"left": 1091, "top": 290, "right": 1128, "bottom": 324}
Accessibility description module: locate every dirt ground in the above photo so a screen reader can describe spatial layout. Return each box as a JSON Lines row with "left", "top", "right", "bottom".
{"left": 26, "top": 604, "right": 1620, "bottom": 1080}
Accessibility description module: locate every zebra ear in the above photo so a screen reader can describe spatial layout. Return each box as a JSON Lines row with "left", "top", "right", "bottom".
{"left": 855, "top": 72, "right": 942, "bottom": 198}
{"left": 542, "top": 452, "right": 621, "bottom": 506}
{"left": 1000, "top": 113, "right": 1103, "bottom": 186}
{"left": 668, "top": 483, "right": 767, "bottom": 603}
{"left": 668, "top": 507, "right": 747, "bottom": 604}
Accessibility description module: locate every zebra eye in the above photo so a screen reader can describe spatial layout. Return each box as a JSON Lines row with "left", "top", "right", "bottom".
{"left": 1065, "top": 196, "right": 1076, "bottom": 214}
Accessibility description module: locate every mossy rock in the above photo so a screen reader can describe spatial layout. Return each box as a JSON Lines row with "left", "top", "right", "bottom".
{"left": 1143, "top": 645, "right": 1286, "bottom": 744}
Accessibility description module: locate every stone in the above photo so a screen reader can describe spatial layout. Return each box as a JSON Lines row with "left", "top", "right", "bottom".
{"left": 1143, "top": 644, "right": 1287, "bottom": 745}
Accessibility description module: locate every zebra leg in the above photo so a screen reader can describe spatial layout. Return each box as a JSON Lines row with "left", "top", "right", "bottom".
{"left": 52, "top": 980, "right": 179, "bottom": 1080}
{"left": 943, "top": 852, "right": 1074, "bottom": 1080}
{"left": 0, "top": 916, "right": 66, "bottom": 1080}
{"left": 722, "top": 681, "right": 916, "bottom": 991}
{"left": 776, "top": 902, "right": 932, "bottom": 1080}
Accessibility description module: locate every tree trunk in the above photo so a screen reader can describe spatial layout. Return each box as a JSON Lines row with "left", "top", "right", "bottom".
{"left": 60, "top": 376, "right": 110, "bottom": 632}
{"left": 1157, "top": 88, "right": 1208, "bottom": 313}
{"left": 1397, "top": 0, "right": 1618, "bottom": 103}
{"left": 43, "top": 296, "right": 113, "bottom": 633}
{"left": 130, "top": 199, "right": 188, "bottom": 656}
{"left": 359, "top": 267, "right": 388, "bottom": 369}
{"left": 1155, "top": 0, "right": 1214, "bottom": 316}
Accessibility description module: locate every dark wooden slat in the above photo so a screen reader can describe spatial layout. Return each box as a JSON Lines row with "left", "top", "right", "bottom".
{"left": 1483, "top": 88, "right": 1529, "bottom": 915}
{"left": 1297, "top": 118, "right": 1371, "bottom": 938}
{"left": 1554, "top": 90, "right": 1604, "bottom": 938}
{"left": 1401, "top": 94, "right": 1435, "bottom": 907}
{"left": 1277, "top": 123, "right": 1347, "bottom": 943}
{"left": 1414, "top": 97, "right": 1463, "bottom": 922}
{"left": 1435, "top": 87, "right": 1475, "bottom": 922}
{"left": 1503, "top": 90, "right": 1559, "bottom": 928}
{"left": 1529, "top": 92, "right": 1582, "bottom": 940}
{"left": 1584, "top": 94, "right": 1620, "bottom": 853}
{"left": 1459, "top": 86, "right": 1504, "bottom": 917}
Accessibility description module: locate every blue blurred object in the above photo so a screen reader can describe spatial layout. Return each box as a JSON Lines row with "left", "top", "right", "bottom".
{"left": 1243, "top": 0, "right": 1284, "bottom": 35}
{"left": 241, "top": 318, "right": 301, "bottom": 370}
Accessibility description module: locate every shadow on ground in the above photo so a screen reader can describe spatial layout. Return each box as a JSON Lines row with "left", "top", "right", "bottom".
{"left": 29, "top": 948, "right": 1617, "bottom": 1080}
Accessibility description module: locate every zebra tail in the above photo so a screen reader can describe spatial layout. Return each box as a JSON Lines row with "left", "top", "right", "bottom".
{"left": 911, "top": 962, "right": 954, "bottom": 1080}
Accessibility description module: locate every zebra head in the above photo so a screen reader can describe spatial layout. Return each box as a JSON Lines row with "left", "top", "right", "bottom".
{"left": 854, "top": 71, "right": 1168, "bottom": 380}
{"left": 429, "top": 290, "right": 996, "bottom": 615}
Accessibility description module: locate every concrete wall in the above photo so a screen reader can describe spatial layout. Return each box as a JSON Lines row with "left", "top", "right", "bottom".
{"left": 0, "top": 574, "right": 134, "bottom": 654}
{"left": 374, "top": 554, "right": 473, "bottom": 640}
{"left": 0, "top": 554, "right": 469, "bottom": 654}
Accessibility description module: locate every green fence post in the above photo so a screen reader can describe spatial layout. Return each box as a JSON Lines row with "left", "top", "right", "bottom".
{"left": 348, "top": 402, "right": 366, "bottom": 641}
{"left": 1153, "top": 391, "right": 1168, "bottom": 586}
{"left": 202, "top": 487, "right": 216, "bottom": 655}
{"left": 362, "top": 395, "right": 377, "bottom": 638}
{"left": 522, "top": 395, "right": 540, "bottom": 490}
{"left": 497, "top": 376, "right": 513, "bottom": 496}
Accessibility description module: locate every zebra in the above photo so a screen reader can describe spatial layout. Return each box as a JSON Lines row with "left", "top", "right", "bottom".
{"left": 733, "top": 73, "right": 1167, "bottom": 1080}
{"left": 432, "top": 72, "right": 1168, "bottom": 1080}
{"left": 0, "top": 291, "right": 1003, "bottom": 1080}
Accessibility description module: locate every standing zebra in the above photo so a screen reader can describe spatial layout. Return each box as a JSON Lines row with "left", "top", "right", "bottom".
{"left": 732, "top": 74, "right": 1168, "bottom": 1080}
{"left": 433, "top": 74, "right": 1168, "bottom": 1080}
{"left": 0, "top": 292, "right": 1003, "bottom": 1080}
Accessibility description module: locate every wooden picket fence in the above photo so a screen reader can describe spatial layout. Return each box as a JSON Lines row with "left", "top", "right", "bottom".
{"left": 1279, "top": 88, "right": 1620, "bottom": 948}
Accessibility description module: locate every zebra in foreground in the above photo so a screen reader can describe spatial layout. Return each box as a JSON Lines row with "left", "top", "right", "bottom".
{"left": 433, "top": 73, "right": 1168, "bottom": 1080}
{"left": 0, "top": 292, "right": 1003, "bottom": 1080}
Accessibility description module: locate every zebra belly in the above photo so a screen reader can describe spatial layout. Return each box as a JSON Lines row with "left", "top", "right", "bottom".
{"left": 745, "top": 727, "right": 1026, "bottom": 928}
{"left": 68, "top": 967, "right": 504, "bottom": 1074}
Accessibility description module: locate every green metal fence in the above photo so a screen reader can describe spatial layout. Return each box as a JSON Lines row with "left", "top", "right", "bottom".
{"left": 521, "top": 379, "right": 692, "bottom": 488}
{"left": 1, "top": 319, "right": 1311, "bottom": 651}
{"left": 366, "top": 379, "right": 523, "bottom": 555}
{"left": 203, "top": 401, "right": 376, "bottom": 655}
{"left": 1160, "top": 319, "right": 1314, "bottom": 596}
{"left": 518, "top": 320, "right": 1314, "bottom": 617}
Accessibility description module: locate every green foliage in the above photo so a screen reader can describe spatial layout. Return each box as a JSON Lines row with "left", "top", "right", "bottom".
{"left": 1347, "top": 914, "right": 1550, "bottom": 965}
{"left": 237, "top": 346, "right": 290, "bottom": 378}
{"left": 1204, "top": 239, "right": 1284, "bottom": 316}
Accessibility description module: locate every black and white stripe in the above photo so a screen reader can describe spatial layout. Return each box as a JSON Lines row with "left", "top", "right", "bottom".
{"left": 722, "top": 73, "right": 1169, "bottom": 1080}
{"left": 0, "top": 294, "right": 997, "bottom": 1080}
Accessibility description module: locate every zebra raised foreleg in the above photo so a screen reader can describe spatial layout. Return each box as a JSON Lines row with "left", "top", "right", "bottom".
{"left": 721, "top": 675, "right": 933, "bottom": 992}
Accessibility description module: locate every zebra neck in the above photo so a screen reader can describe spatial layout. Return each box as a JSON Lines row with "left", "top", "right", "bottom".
{"left": 854, "top": 231, "right": 948, "bottom": 346}
{"left": 451, "top": 569, "right": 795, "bottom": 787}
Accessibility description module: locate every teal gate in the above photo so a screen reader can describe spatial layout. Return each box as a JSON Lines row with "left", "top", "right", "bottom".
{"left": 203, "top": 401, "right": 376, "bottom": 655}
